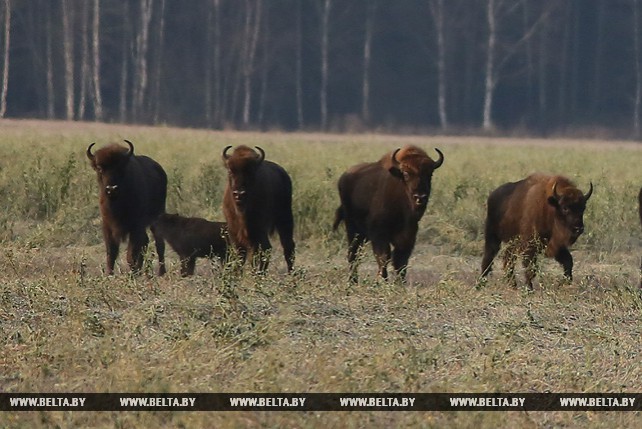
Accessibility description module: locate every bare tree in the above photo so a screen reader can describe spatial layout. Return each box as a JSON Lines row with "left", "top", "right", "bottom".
{"left": 0, "top": 0, "right": 10, "bottom": 118}
{"left": 152, "top": 0, "right": 166, "bottom": 123}
{"left": 634, "top": 0, "right": 642, "bottom": 137}
{"left": 319, "top": 0, "right": 331, "bottom": 130}
{"left": 361, "top": 0, "right": 376, "bottom": 124}
{"left": 78, "top": 0, "right": 90, "bottom": 120}
{"left": 295, "top": 0, "right": 304, "bottom": 128}
{"left": 119, "top": 1, "right": 131, "bottom": 122}
{"left": 45, "top": 0, "right": 55, "bottom": 118}
{"left": 241, "top": 0, "right": 262, "bottom": 127}
{"left": 91, "top": 0, "right": 103, "bottom": 121}
{"left": 429, "top": 0, "right": 447, "bottom": 129}
{"left": 132, "top": 0, "right": 154, "bottom": 122}
{"left": 61, "top": 0, "right": 75, "bottom": 120}
{"left": 482, "top": 0, "right": 497, "bottom": 131}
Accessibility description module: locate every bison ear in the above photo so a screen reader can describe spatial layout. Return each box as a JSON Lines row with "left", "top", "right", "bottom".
{"left": 547, "top": 195, "right": 560, "bottom": 208}
{"left": 388, "top": 166, "right": 404, "bottom": 179}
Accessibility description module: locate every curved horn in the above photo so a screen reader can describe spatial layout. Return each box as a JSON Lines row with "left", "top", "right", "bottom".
{"left": 551, "top": 181, "right": 560, "bottom": 199}
{"left": 86, "top": 142, "right": 96, "bottom": 161}
{"left": 222, "top": 145, "right": 233, "bottom": 160}
{"left": 433, "top": 148, "right": 444, "bottom": 169}
{"left": 123, "top": 140, "right": 134, "bottom": 157}
{"left": 255, "top": 146, "right": 265, "bottom": 163}
{"left": 583, "top": 182, "right": 593, "bottom": 202}
{"left": 391, "top": 148, "right": 402, "bottom": 164}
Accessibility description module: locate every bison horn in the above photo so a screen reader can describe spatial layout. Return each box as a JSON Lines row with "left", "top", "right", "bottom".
{"left": 86, "top": 142, "right": 96, "bottom": 161}
{"left": 222, "top": 145, "right": 233, "bottom": 160}
{"left": 123, "top": 140, "right": 134, "bottom": 157}
{"left": 551, "top": 181, "right": 560, "bottom": 199}
{"left": 584, "top": 182, "right": 593, "bottom": 202}
{"left": 391, "top": 148, "right": 402, "bottom": 164}
{"left": 433, "top": 148, "right": 444, "bottom": 169}
{"left": 255, "top": 146, "right": 265, "bottom": 163}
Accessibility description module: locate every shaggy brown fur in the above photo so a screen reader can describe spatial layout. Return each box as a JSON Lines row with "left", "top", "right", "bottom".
{"left": 333, "top": 145, "right": 444, "bottom": 283}
{"left": 87, "top": 140, "right": 167, "bottom": 275}
{"left": 222, "top": 145, "right": 295, "bottom": 273}
{"left": 481, "top": 173, "right": 593, "bottom": 289}
{"left": 151, "top": 213, "right": 227, "bottom": 276}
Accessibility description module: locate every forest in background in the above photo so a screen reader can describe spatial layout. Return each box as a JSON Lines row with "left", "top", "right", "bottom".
{"left": 1, "top": 0, "right": 642, "bottom": 136}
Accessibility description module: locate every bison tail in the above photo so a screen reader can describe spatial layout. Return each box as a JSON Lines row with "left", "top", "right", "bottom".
{"left": 333, "top": 206, "right": 344, "bottom": 231}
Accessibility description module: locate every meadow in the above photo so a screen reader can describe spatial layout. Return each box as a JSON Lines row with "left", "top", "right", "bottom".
{"left": 0, "top": 119, "right": 641, "bottom": 428}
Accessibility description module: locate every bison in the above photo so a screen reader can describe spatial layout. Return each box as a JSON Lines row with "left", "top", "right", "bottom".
{"left": 480, "top": 173, "right": 593, "bottom": 289}
{"left": 87, "top": 140, "right": 167, "bottom": 275}
{"left": 151, "top": 213, "right": 228, "bottom": 276}
{"left": 222, "top": 145, "right": 295, "bottom": 273}
{"left": 333, "top": 145, "right": 444, "bottom": 282}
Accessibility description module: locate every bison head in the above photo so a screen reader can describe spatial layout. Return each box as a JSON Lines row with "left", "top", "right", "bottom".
{"left": 387, "top": 145, "right": 444, "bottom": 210}
{"left": 547, "top": 181, "right": 593, "bottom": 241}
{"left": 222, "top": 145, "right": 265, "bottom": 210}
{"left": 86, "top": 140, "right": 135, "bottom": 200}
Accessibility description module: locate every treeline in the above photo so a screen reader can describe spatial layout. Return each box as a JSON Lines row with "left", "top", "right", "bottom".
{"left": 3, "top": 0, "right": 642, "bottom": 135}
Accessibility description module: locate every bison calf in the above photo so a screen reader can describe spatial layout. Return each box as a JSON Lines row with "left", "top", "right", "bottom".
{"left": 334, "top": 145, "right": 444, "bottom": 283}
{"left": 87, "top": 140, "right": 167, "bottom": 275}
{"left": 151, "top": 213, "right": 228, "bottom": 276}
{"left": 481, "top": 173, "right": 593, "bottom": 289}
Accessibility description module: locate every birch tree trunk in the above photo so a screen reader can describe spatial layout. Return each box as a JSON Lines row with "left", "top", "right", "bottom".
{"left": 242, "top": 0, "right": 262, "bottom": 127}
{"left": 634, "top": 0, "right": 642, "bottom": 137}
{"left": 361, "top": 0, "right": 375, "bottom": 124}
{"left": 482, "top": 0, "right": 496, "bottom": 131}
{"left": 430, "top": 0, "right": 447, "bottom": 129}
{"left": 119, "top": 1, "right": 130, "bottom": 122}
{"left": 45, "top": 0, "right": 55, "bottom": 118}
{"left": 91, "top": 0, "right": 103, "bottom": 121}
{"left": 133, "top": 0, "right": 154, "bottom": 122}
{"left": 152, "top": 0, "right": 165, "bottom": 124}
{"left": 78, "top": 1, "right": 90, "bottom": 120}
{"left": 295, "top": 0, "right": 304, "bottom": 128}
{"left": 61, "top": 0, "right": 75, "bottom": 120}
{"left": 320, "top": 0, "right": 331, "bottom": 130}
{"left": 0, "top": 0, "right": 10, "bottom": 118}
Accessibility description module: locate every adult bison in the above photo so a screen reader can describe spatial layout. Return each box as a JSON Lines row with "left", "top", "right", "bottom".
{"left": 333, "top": 145, "right": 444, "bottom": 282}
{"left": 151, "top": 213, "right": 227, "bottom": 277}
{"left": 222, "top": 145, "right": 295, "bottom": 273}
{"left": 87, "top": 140, "right": 167, "bottom": 275}
{"left": 480, "top": 173, "right": 593, "bottom": 289}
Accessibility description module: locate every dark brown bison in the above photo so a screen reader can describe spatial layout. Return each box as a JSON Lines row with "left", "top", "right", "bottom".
{"left": 87, "top": 140, "right": 167, "bottom": 275}
{"left": 222, "top": 145, "right": 295, "bottom": 273}
{"left": 151, "top": 213, "right": 228, "bottom": 276}
{"left": 480, "top": 173, "right": 593, "bottom": 289}
{"left": 333, "top": 145, "right": 444, "bottom": 282}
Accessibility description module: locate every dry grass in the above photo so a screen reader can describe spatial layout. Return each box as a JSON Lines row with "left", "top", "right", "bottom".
{"left": 0, "top": 119, "right": 641, "bottom": 428}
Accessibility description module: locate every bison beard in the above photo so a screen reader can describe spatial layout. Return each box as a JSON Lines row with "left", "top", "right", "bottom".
{"left": 480, "top": 174, "right": 593, "bottom": 290}
{"left": 87, "top": 140, "right": 167, "bottom": 275}
{"left": 222, "top": 145, "right": 295, "bottom": 273}
{"left": 333, "top": 145, "right": 444, "bottom": 283}
{"left": 151, "top": 213, "right": 228, "bottom": 276}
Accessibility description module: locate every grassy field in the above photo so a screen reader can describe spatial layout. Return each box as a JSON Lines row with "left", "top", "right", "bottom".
{"left": 0, "top": 119, "right": 641, "bottom": 428}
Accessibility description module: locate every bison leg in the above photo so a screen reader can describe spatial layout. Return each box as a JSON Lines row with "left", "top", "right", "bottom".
{"left": 276, "top": 220, "right": 296, "bottom": 273}
{"left": 372, "top": 240, "right": 392, "bottom": 280}
{"left": 252, "top": 236, "right": 272, "bottom": 274}
{"left": 102, "top": 224, "right": 120, "bottom": 275}
{"left": 522, "top": 248, "right": 538, "bottom": 290}
{"left": 347, "top": 233, "right": 366, "bottom": 284}
{"left": 127, "top": 230, "right": 149, "bottom": 274}
{"left": 392, "top": 246, "right": 413, "bottom": 281}
{"left": 151, "top": 227, "right": 166, "bottom": 276}
{"left": 554, "top": 247, "right": 573, "bottom": 283}
{"left": 481, "top": 234, "right": 501, "bottom": 278}
{"left": 180, "top": 257, "right": 197, "bottom": 277}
